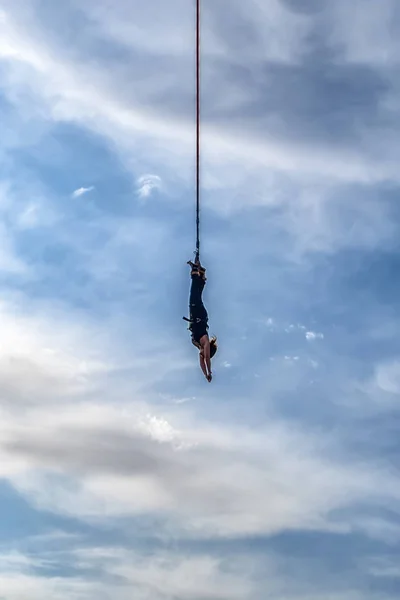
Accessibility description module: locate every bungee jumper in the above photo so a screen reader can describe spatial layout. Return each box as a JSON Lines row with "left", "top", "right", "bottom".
{"left": 183, "top": 0, "right": 218, "bottom": 382}
{"left": 184, "top": 258, "right": 217, "bottom": 382}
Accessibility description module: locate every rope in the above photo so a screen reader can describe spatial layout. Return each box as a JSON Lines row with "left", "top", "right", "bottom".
{"left": 195, "top": 0, "right": 201, "bottom": 261}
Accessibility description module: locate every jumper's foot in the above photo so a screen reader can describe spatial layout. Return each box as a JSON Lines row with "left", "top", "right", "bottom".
{"left": 187, "top": 260, "right": 205, "bottom": 271}
{"left": 187, "top": 260, "right": 206, "bottom": 279}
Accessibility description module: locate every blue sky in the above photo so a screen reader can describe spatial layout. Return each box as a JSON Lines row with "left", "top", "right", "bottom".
{"left": 0, "top": 0, "right": 400, "bottom": 598}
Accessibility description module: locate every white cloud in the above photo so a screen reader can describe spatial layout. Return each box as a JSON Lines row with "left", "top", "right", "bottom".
{"left": 86, "top": 550, "right": 252, "bottom": 600}
{"left": 264, "top": 320, "right": 324, "bottom": 343}
{"left": 137, "top": 174, "right": 161, "bottom": 199}
{"left": 1, "top": 377, "right": 399, "bottom": 540}
{"left": 71, "top": 186, "right": 94, "bottom": 198}
{"left": 265, "top": 317, "right": 275, "bottom": 330}
{"left": 306, "top": 331, "right": 324, "bottom": 341}
{"left": 0, "top": 544, "right": 270, "bottom": 600}
{"left": 0, "top": 533, "right": 392, "bottom": 600}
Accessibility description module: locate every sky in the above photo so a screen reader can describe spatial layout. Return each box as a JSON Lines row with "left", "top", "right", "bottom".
{"left": 0, "top": 0, "right": 400, "bottom": 598}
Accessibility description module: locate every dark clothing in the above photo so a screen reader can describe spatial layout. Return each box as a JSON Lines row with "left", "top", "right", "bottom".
{"left": 189, "top": 273, "right": 209, "bottom": 344}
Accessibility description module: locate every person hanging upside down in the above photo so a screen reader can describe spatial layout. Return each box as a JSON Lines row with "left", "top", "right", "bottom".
{"left": 185, "top": 258, "right": 217, "bottom": 382}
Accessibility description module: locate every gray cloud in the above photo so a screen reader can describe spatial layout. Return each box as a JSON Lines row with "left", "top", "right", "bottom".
{"left": 3, "top": 386, "right": 400, "bottom": 545}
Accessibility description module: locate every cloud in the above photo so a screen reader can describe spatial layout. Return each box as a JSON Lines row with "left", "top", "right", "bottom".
{"left": 0, "top": 528, "right": 396, "bottom": 600}
{"left": 326, "top": 0, "right": 400, "bottom": 67}
{"left": 0, "top": 1, "right": 398, "bottom": 194}
{"left": 306, "top": 331, "right": 324, "bottom": 341}
{"left": 1, "top": 1, "right": 400, "bottom": 598}
{"left": 0, "top": 0, "right": 398, "bottom": 269}
{"left": 1, "top": 371, "right": 399, "bottom": 541}
{"left": 71, "top": 186, "right": 94, "bottom": 198}
{"left": 137, "top": 174, "right": 161, "bottom": 199}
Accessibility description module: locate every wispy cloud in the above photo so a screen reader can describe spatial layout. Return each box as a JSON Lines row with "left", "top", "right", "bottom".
{"left": 137, "top": 174, "right": 161, "bottom": 199}
{"left": 71, "top": 186, "right": 94, "bottom": 198}
{"left": 306, "top": 331, "right": 324, "bottom": 341}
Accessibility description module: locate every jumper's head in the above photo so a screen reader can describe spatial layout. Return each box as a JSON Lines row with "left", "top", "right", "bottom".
{"left": 210, "top": 336, "right": 218, "bottom": 358}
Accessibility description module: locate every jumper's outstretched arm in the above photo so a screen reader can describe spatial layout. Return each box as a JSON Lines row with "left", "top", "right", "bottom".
{"left": 199, "top": 354, "right": 208, "bottom": 379}
{"left": 203, "top": 339, "right": 211, "bottom": 378}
